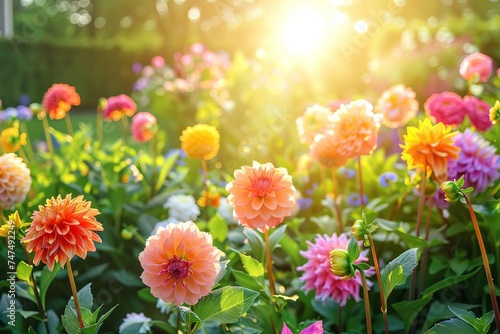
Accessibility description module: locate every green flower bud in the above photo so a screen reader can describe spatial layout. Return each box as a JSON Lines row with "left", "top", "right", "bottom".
{"left": 440, "top": 180, "right": 461, "bottom": 202}
{"left": 330, "top": 249, "right": 353, "bottom": 278}
{"left": 352, "top": 219, "right": 366, "bottom": 241}
{"left": 121, "top": 228, "right": 133, "bottom": 240}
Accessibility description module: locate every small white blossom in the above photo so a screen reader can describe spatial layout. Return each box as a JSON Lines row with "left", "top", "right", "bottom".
{"left": 119, "top": 313, "right": 152, "bottom": 334}
{"left": 217, "top": 197, "right": 237, "bottom": 224}
{"left": 163, "top": 194, "right": 200, "bottom": 221}
{"left": 156, "top": 298, "right": 174, "bottom": 314}
{"left": 151, "top": 217, "right": 179, "bottom": 236}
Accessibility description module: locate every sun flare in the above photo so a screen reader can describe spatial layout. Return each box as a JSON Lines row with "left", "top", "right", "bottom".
{"left": 283, "top": 6, "right": 327, "bottom": 56}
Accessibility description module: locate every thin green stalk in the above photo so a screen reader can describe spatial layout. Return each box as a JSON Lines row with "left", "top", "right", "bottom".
{"left": 96, "top": 106, "right": 103, "bottom": 147}
{"left": 65, "top": 113, "right": 74, "bottom": 136}
{"left": 66, "top": 260, "right": 84, "bottom": 328}
{"left": 20, "top": 122, "right": 36, "bottom": 162}
{"left": 368, "top": 235, "right": 388, "bottom": 334}
{"left": 464, "top": 195, "right": 500, "bottom": 331}
{"left": 264, "top": 229, "right": 276, "bottom": 296}
{"left": 331, "top": 168, "right": 343, "bottom": 233}
{"left": 133, "top": 229, "right": 146, "bottom": 245}
{"left": 357, "top": 156, "right": 365, "bottom": 207}
{"left": 360, "top": 270, "right": 372, "bottom": 334}
{"left": 41, "top": 114, "right": 55, "bottom": 160}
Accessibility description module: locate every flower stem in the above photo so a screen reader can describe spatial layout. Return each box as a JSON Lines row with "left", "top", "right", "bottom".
{"left": 65, "top": 113, "right": 74, "bottom": 136}
{"left": 201, "top": 159, "right": 210, "bottom": 220}
{"left": 41, "top": 114, "right": 55, "bottom": 159}
{"left": 418, "top": 197, "right": 433, "bottom": 296}
{"left": 464, "top": 195, "right": 500, "bottom": 331}
{"left": 149, "top": 135, "right": 158, "bottom": 199}
{"left": 409, "top": 172, "right": 426, "bottom": 304}
{"left": 18, "top": 146, "right": 29, "bottom": 167}
{"left": 96, "top": 107, "right": 103, "bottom": 147}
{"left": 368, "top": 235, "right": 388, "bottom": 334}
{"left": 357, "top": 156, "right": 365, "bottom": 207}
{"left": 66, "top": 261, "right": 85, "bottom": 328}
{"left": 20, "top": 122, "right": 36, "bottom": 163}
{"left": 360, "top": 270, "right": 372, "bottom": 334}
{"left": 133, "top": 229, "right": 146, "bottom": 245}
{"left": 330, "top": 168, "right": 343, "bottom": 233}
{"left": 264, "top": 228, "right": 276, "bottom": 296}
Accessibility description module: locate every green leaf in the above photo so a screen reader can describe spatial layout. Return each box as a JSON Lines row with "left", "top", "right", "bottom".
{"left": 269, "top": 224, "right": 287, "bottom": 252}
{"left": 449, "top": 307, "right": 494, "bottom": 334}
{"left": 375, "top": 218, "right": 398, "bottom": 231}
{"left": 192, "top": 286, "right": 259, "bottom": 325}
{"left": 214, "top": 260, "right": 229, "bottom": 285}
{"left": 232, "top": 270, "right": 265, "bottom": 292}
{"left": 151, "top": 320, "right": 176, "bottom": 332}
{"left": 68, "top": 283, "right": 93, "bottom": 310}
{"left": 154, "top": 150, "right": 179, "bottom": 191}
{"left": 28, "top": 327, "right": 37, "bottom": 334}
{"left": 238, "top": 253, "right": 265, "bottom": 278}
{"left": 280, "top": 234, "right": 303, "bottom": 267}
{"left": 137, "top": 287, "right": 157, "bottom": 303}
{"left": 208, "top": 214, "right": 228, "bottom": 242}
{"left": 62, "top": 305, "right": 81, "bottom": 334}
{"left": 40, "top": 263, "right": 61, "bottom": 309}
{"left": 347, "top": 237, "right": 360, "bottom": 261}
{"left": 16, "top": 261, "right": 33, "bottom": 283}
{"left": 381, "top": 248, "right": 418, "bottom": 304}
{"left": 243, "top": 228, "right": 265, "bottom": 263}
{"left": 392, "top": 297, "right": 432, "bottom": 331}
{"left": 422, "top": 268, "right": 481, "bottom": 299}
{"left": 394, "top": 230, "right": 428, "bottom": 249}
{"left": 425, "top": 318, "right": 478, "bottom": 334}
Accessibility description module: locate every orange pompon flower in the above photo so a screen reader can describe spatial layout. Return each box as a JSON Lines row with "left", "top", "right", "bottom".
{"left": 180, "top": 124, "right": 220, "bottom": 160}
{"left": 310, "top": 132, "right": 349, "bottom": 168}
{"left": 0, "top": 153, "right": 31, "bottom": 210}
{"left": 330, "top": 99, "right": 382, "bottom": 157}
{"left": 22, "top": 195, "right": 103, "bottom": 271}
{"left": 296, "top": 104, "right": 332, "bottom": 144}
{"left": 103, "top": 94, "right": 137, "bottom": 121}
{"left": 139, "top": 221, "right": 221, "bottom": 306}
{"left": 1, "top": 127, "right": 27, "bottom": 153}
{"left": 42, "top": 83, "right": 81, "bottom": 120}
{"left": 375, "top": 84, "right": 419, "bottom": 128}
{"left": 400, "top": 118, "right": 460, "bottom": 185}
{"left": 226, "top": 161, "right": 296, "bottom": 232}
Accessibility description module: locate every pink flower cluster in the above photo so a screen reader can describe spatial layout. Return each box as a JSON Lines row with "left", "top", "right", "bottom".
{"left": 424, "top": 93, "right": 492, "bottom": 131}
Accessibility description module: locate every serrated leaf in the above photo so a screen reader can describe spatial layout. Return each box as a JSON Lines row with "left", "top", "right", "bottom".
{"left": 381, "top": 248, "right": 418, "bottom": 304}
{"left": 238, "top": 253, "right": 265, "bottom": 278}
{"left": 62, "top": 305, "right": 81, "bottom": 334}
{"left": 422, "top": 268, "right": 481, "bottom": 299}
{"left": 208, "top": 214, "right": 228, "bottom": 242}
{"left": 40, "top": 263, "right": 61, "bottom": 309}
{"left": 16, "top": 261, "right": 33, "bottom": 283}
{"left": 68, "top": 283, "right": 93, "bottom": 310}
{"left": 193, "top": 286, "right": 259, "bottom": 325}
{"left": 425, "top": 318, "right": 478, "bottom": 334}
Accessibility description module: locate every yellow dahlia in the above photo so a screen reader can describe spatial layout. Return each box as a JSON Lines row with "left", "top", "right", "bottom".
{"left": 180, "top": 124, "right": 220, "bottom": 160}
{"left": 0, "top": 153, "right": 31, "bottom": 209}
{"left": 1, "top": 127, "right": 27, "bottom": 153}
{"left": 400, "top": 118, "right": 460, "bottom": 184}
{"left": 0, "top": 211, "right": 29, "bottom": 238}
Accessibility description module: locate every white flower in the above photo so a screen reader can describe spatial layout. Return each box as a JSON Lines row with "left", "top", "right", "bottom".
{"left": 217, "top": 197, "right": 237, "bottom": 224}
{"left": 151, "top": 217, "right": 179, "bottom": 236}
{"left": 119, "top": 313, "right": 152, "bottom": 334}
{"left": 156, "top": 298, "right": 174, "bottom": 314}
{"left": 163, "top": 194, "right": 200, "bottom": 221}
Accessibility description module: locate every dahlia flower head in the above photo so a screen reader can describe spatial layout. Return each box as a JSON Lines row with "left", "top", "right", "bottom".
{"left": 139, "top": 221, "right": 221, "bottom": 306}
{"left": 103, "top": 94, "right": 137, "bottom": 121}
{"left": 282, "top": 321, "right": 324, "bottom": 334}
{"left": 131, "top": 112, "right": 157, "bottom": 142}
{"left": 22, "top": 194, "right": 103, "bottom": 271}
{"left": 329, "top": 99, "right": 382, "bottom": 157}
{"left": 0, "top": 153, "right": 31, "bottom": 209}
{"left": 424, "top": 92, "right": 466, "bottom": 127}
{"left": 42, "top": 83, "right": 81, "bottom": 120}
{"left": 400, "top": 118, "right": 460, "bottom": 185}
{"left": 459, "top": 52, "right": 493, "bottom": 83}
{"left": 297, "top": 233, "right": 373, "bottom": 306}
{"left": 226, "top": 161, "right": 296, "bottom": 232}
{"left": 118, "top": 312, "right": 152, "bottom": 334}
{"left": 296, "top": 104, "right": 332, "bottom": 144}
{"left": 1, "top": 127, "right": 27, "bottom": 153}
{"left": 180, "top": 124, "right": 220, "bottom": 160}
{"left": 163, "top": 194, "right": 200, "bottom": 222}
{"left": 309, "top": 131, "right": 350, "bottom": 168}
{"left": 375, "top": 84, "right": 419, "bottom": 128}
{"left": 463, "top": 96, "right": 493, "bottom": 132}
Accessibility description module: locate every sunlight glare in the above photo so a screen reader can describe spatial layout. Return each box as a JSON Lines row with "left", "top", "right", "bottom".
{"left": 283, "top": 6, "right": 327, "bottom": 56}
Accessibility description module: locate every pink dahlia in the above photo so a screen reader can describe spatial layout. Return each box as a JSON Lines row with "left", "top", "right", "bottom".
{"left": 330, "top": 99, "right": 382, "bottom": 157}
{"left": 309, "top": 132, "right": 349, "bottom": 168}
{"left": 297, "top": 233, "right": 373, "bottom": 306}
{"left": 0, "top": 153, "right": 31, "bottom": 210}
{"left": 226, "top": 161, "right": 295, "bottom": 232}
{"left": 282, "top": 321, "right": 323, "bottom": 334}
{"left": 139, "top": 221, "right": 221, "bottom": 306}
{"left": 459, "top": 52, "right": 493, "bottom": 83}
{"left": 375, "top": 84, "right": 419, "bottom": 128}
{"left": 42, "top": 83, "right": 80, "bottom": 120}
{"left": 103, "top": 94, "right": 137, "bottom": 121}
{"left": 131, "top": 112, "right": 157, "bottom": 142}
{"left": 424, "top": 92, "right": 466, "bottom": 127}
{"left": 296, "top": 104, "right": 332, "bottom": 144}
{"left": 463, "top": 96, "right": 493, "bottom": 132}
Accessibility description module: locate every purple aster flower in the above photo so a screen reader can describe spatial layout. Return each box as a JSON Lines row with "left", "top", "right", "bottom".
{"left": 133, "top": 77, "right": 149, "bottom": 91}
{"left": 132, "top": 62, "right": 143, "bottom": 74}
{"left": 298, "top": 197, "right": 313, "bottom": 210}
{"left": 379, "top": 171, "right": 398, "bottom": 187}
{"left": 0, "top": 107, "right": 18, "bottom": 122}
{"left": 339, "top": 167, "right": 356, "bottom": 179}
{"left": 346, "top": 193, "right": 368, "bottom": 207}
{"left": 19, "top": 94, "right": 30, "bottom": 106}
{"left": 16, "top": 105, "right": 33, "bottom": 121}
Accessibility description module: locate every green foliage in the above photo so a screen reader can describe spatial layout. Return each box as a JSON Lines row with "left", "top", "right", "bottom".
{"left": 381, "top": 248, "right": 418, "bottom": 305}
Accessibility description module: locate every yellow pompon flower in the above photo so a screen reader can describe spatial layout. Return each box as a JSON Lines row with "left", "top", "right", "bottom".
{"left": 400, "top": 118, "right": 460, "bottom": 185}
{"left": 1, "top": 127, "right": 27, "bottom": 153}
{"left": 0, "top": 211, "right": 29, "bottom": 238}
{"left": 490, "top": 100, "right": 500, "bottom": 125}
{"left": 180, "top": 124, "right": 220, "bottom": 160}
{"left": 197, "top": 187, "right": 221, "bottom": 207}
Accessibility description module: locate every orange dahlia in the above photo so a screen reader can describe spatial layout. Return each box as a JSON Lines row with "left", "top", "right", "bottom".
{"left": 296, "top": 104, "right": 332, "bottom": 144}
{"left": 180, "top": 124, "right": 220, "bottom": 160}
{"left": 22, "top": 194, "right": 103, "bottom": 271}
{"left": 42, "top": 83, "right": 81, "bottom": 120}
{"left": 330, "top": 99, "right": 382, "bottom": 157}
{"left": 226, "top": 161, "right": 296, "bottom": 232}
{"left": 1, "top": 127, "right": 27, "bottom": 153}
{"left": 309, "top": 132, "right": 349, "bottom": 168}
{"left": 139, "top": 221, "right": 221, "bottom": 306}
{"left": 103, "top": 94, "right": 137, "bottom": 121}
{"left": 0, "top": 153, "right": 31, "bottom": 209}
{"left": 375, "top": 84, "right": 419, "bottom": 128}
{"left": 400, "top": 118, "right": 460, "bottom": 184}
